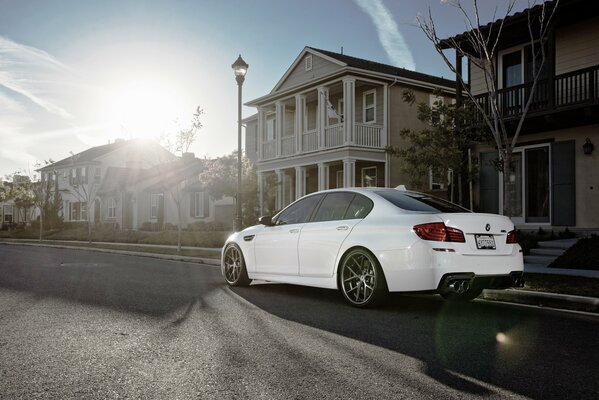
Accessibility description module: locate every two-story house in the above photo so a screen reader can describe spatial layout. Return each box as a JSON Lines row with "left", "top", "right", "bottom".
{"left": 37, "top": 138, "right": 177, "bottom": 224}
{"left": 441, "top": 0, "right": 599, "bottom": 230}
{"left": 97, "top": 152, "right": 234, "bottom": 230}
{"left": 244, "top": 47, "right": 455, "bottom": 214}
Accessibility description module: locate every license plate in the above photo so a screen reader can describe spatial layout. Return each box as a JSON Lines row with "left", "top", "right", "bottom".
{"left": 475, "top": 234, "right": 496, "bottom": 250}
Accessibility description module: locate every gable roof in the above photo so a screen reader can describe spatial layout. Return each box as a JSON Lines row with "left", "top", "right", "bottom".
{"left": 249, "top": 47, "right": 455, "bottom": 106}
{"left": 307, "top": 47, "right": 455, "bottom": 89}
{"left": 37, "top": 139, "right": 172, "bottom": 171}
{"left": 269, "top": 46, "right": 454, "bottom": 94}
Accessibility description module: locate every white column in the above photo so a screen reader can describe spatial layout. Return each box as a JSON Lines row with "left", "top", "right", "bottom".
{"left": 343, "top": 158, "right": 356, "bottom": 188}
{"left": 275, "top": 101, "right": 285, "bottom": 157}
{"left": 343, "top": 78, "right": 356, "bottom": 145}
{"left": 257, "top": 108, "right": 266, "bottom": 160}
{"left": 275, "top": 169, "right": 284, "bottom": 210}
{"left": 317, "top": 86, "right": 328, "bottom": 149}
{"left": 295, "top": 166, "right": 306, "bottom": 200}
{"left": 318, "top": 163, "right": 329, "bottom": 191}
{"left": 295, "top": 94, "right": 305, "bottom": 154}
{"left": 258, "top": 171, "right": 264, "bottom": 216}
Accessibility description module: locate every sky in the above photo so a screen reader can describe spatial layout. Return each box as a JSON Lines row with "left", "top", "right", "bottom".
{"left": 0, "top": 0, "right": 531, "bottom": 179}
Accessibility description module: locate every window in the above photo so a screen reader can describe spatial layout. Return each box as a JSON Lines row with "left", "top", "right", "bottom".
{"left": 70, "top": 202, "right": 79, "bottom": 220}
{"left": 361, "top": 167, "right": 377, "bottom": 187}
{"left": 502, "top": 50, "right": 523, "bottom": 88}
{"left": 150, "top": 193, "right": 162, "bottom": 219}
{"left": 266, "top": 117, "right": 275, "bottom": 141}
{"left": 305, "top": 54, "right": 313, "bottom": 71}
{"left": 312, "top": 192, "right": 355, "bottom": 222}
{"left": 275, "top": 194, "right": 323, "bottom": 225}
{"left": 63, "top": 171, "right": 67, "bottom": 181}
{"left": 344, "top": 194, "right": 374, "bottom": 220}
{"left": 429, "top": 167, "right": 446, "bottom": 191}
{"left": 374, "top": 190, "right": 470, "bottom": 213}
{"left": 336, "top": 170, "right": 344, "bottom": 188}
{"left": 191, "top": 192, "right": 207, "bottom": 218}
{"left": 81, "top": 202, "right": 87, "bottom": 221}
{"left": 363, "top": 89, "right": 376, "bottom": 123}
{"left": 94, "top": 167, "right": 101, "bottom": 183}
{"left": 337, "top": 99, "right": 344, "bottom": 122}
{"left": 108, "top": 198, "right": 116, "bottom": 218}
{"left": 81, "top": 167, "right": 87, "bottom": 184}
{"left": 3, "top": 205, "right": 13, "bottom": 223}
{"left": 429, "top": 94, "right": 444, "bottom": 123}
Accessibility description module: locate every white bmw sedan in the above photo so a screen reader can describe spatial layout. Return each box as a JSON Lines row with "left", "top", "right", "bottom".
{"left": 222, "top": 187, "right": 524, "bottom": 307}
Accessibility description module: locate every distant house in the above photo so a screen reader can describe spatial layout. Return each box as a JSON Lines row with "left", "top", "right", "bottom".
{"left": 440, "top": 0, "right": 599, "bottom": 230}
{"left": 96, "top": 152, "right": 234, "bottom": 230}
{"left": 243, "top": 46, "right": 455, "bottom": 213}
{"left": 36, "top": 140, "right": 234, "bottom": 230}
{"left": 0, "top": 176, "right": 39, "bottom": 229}
{"left": 36, "top": 138, "right": 177, "bottom": 224}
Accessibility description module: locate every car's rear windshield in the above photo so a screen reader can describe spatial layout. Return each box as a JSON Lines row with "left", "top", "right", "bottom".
{"left": 374, "top": 190, "right": 470, "bottom": 213}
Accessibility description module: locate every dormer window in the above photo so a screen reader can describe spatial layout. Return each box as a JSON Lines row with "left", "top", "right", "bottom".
{"left": 305, "top": 54, "right": 313, "bottom": 71}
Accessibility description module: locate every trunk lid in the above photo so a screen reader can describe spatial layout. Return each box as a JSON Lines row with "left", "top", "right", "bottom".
{"left": 437, "top": 213, "right": 515, "bottom": 255}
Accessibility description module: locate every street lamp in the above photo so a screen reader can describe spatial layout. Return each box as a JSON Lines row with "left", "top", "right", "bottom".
{"left": 232, "top": 54, "right": 248, "bottom": 231}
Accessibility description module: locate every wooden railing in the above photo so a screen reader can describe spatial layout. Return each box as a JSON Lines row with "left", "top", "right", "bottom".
{"left": 262, "top": 140, "right": 275, "bottom": 159}
{"left": 474, "top": 65, "right": 599, "bottom": 119}
{"left": 281, "top": 136, "right": 295, "bottom": 156}
{"left": 325, "top": 123, "right": 344, "bottom": 147}
{"left": 355, "top": 123, "right": 382, "bottom": 147}
{"left": 302, "top": 130, "right": 318, "bottom": 152}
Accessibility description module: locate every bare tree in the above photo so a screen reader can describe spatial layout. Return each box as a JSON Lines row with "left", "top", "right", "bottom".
{"left": 68, "top": 152, "right": 100, "bottom": 243}
{"left": 417, "top": 0, "right": 559, "bottom": 216}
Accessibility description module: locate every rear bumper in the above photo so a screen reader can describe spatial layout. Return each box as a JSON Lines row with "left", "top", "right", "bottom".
{"left": 378, "top": 243, "right": 524, "bottom": 292}
{"left": 437, "top": 271, "right": 525, "bottom": 293}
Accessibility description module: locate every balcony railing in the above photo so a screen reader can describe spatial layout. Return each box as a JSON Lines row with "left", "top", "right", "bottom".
{"left": 302, "top": 130, "right": 318, "bottom": 152}
{"left": 260, "top": 124, "right": 383, "bottom": 160}
{"left": 325, "top": 123, "right": 344, "bottom": 147}
{"left": 281, "top": 136, "right": 295, "bottom": 156}
{"left": 474, "top": 65, "right": 599, "bottom": 119}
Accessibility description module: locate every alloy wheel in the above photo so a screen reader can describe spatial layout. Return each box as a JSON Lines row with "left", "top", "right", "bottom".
{"left": 224, "top": 245, "right": 242, "bottom": 284}
{"left": 341, "top": 249, "right": 378, "bottom": 306}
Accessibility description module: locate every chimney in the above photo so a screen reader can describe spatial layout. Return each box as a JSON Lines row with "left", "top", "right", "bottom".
{"left": 182, "top": 152, "right": 195, "bottom": 163}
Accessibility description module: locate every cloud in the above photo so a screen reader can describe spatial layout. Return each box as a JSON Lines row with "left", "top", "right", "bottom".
{"left": 353, "top": 0, "right": 416, "bottom": 70}
{"left": 0, "top": 36, "right": 75, "bottom": 118}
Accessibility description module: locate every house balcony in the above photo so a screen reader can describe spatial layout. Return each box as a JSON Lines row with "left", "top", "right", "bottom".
{"left": 260, "top": 122, "right": 384, "bottom": 161}
{"left": 473, "top": 64, "right": 599, "bottom": 134}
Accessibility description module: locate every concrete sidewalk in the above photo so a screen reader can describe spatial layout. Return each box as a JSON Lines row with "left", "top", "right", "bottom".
{"left": 1, "top": 239, "right": 598, "bottom": 314}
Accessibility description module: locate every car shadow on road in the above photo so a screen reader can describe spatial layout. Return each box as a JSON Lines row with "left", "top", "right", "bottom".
{"left": 231, "top": 282, "right": 599, "bottom": 399}
{"left": 0, "top": 245, "right": 220, "bottom": 318}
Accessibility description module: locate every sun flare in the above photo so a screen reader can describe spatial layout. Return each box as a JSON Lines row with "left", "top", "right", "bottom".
{"left": 104, "top": 82, "right": 184, "bottom": 140}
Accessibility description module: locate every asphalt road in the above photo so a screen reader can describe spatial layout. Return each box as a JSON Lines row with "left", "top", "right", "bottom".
{"left": 1, "top": 244, "right": 598, "bottom": 399}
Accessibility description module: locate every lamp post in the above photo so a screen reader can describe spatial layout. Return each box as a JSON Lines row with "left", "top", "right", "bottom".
{"left": 232, "top": 54, "right": 248, "bottom": 231}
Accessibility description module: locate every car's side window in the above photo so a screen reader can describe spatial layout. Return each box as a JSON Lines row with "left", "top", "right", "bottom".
{"left": 344, "top": 194, "right": 374, "bottom": 219}
{"left": 275, "top": 194, "right": 323, "bottom": 225}
{"left": 312, "top": 192, "right": 355, "bottom": 222}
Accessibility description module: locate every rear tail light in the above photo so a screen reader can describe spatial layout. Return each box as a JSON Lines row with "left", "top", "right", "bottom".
{"left": 413, "top": 222, "right": 465, "bottom": 243}
{"left": 506, "top": 230, "right": 517, "bottom": 244}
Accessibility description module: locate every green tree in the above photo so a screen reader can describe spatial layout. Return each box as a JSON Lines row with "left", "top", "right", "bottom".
{"left": 198, "top": 151, "right": 273, "bottom": 228}
{"left": 385, "top": 89, "right": 490, "bottom": 206}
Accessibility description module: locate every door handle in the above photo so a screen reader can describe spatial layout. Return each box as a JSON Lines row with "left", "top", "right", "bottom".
{"left": 336, "top": 225, "right": 349, "bottom": 231}
{"left": 289, "top": 228, "right": 300, "bottom": 233}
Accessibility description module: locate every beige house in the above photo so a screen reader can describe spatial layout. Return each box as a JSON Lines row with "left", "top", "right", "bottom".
{"left": 244, "top": 47, "right": 455, "bottom": 214}
{"left": 442, "top": 0, "right": 599, "bottom": 230}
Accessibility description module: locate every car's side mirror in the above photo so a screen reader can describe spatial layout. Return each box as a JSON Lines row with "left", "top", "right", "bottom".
{"left": 258, "top": 216, "right": 274, "bottom": 226}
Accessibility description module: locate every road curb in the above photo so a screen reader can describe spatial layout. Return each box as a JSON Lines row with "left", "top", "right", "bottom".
{"left": 482, "top": 289, "right": 599, "bottom": 313}
{"left": 0, "top": 241, "right": 221, "bottom": 267}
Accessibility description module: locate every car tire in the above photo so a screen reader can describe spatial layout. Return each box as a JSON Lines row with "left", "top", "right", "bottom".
{"left": 223, "top": 244, "right": 251, "bottom": 286}
{"left": 339, "top": 248, "right": 388, "bottom": 308}
{"left": 439, "top": 286, "right": 483, "bottom": 302}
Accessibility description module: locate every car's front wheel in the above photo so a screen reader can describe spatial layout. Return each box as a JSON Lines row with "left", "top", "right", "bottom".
{"left": 339, "top": 248, "right": 387, "bottom": 307}
{"left": 223, "top": 244, "right": 251, "bottom": 286}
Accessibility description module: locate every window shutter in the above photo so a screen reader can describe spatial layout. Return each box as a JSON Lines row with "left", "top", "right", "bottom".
{"left": 479, "top": 152, "right": 499, "bottom": 213}
{"left": 551, "top": 141, "right": 576, "bottom": 226}
{"left": 190, "top": 192, "right": 196, "bottom": 217}
{"left": 203, "top": 192, "right": 210, "bottom": 217}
